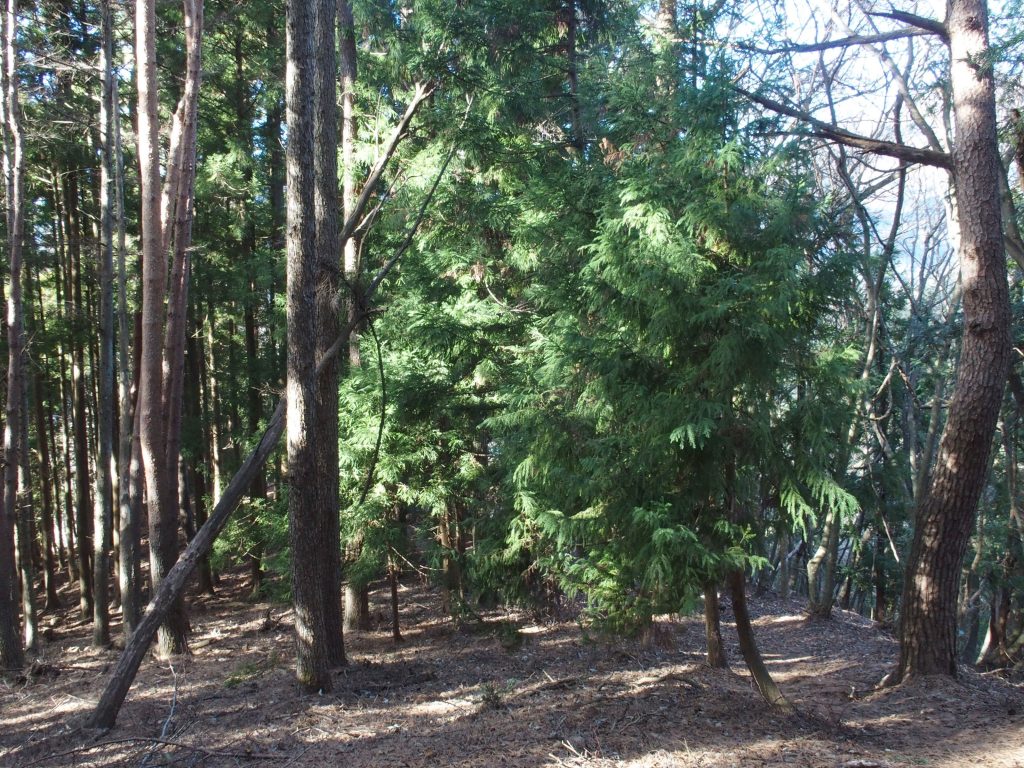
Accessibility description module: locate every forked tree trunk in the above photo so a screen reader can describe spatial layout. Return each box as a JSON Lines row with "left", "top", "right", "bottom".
{"left": 896, "top": 0, "right": 1011, "bottom": 682}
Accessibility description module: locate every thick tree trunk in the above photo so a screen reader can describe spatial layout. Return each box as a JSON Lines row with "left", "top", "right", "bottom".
{"left": 896, "top": 0, "right": 1011, "bottom": 682}
{"left": 287, "top": 0, "right": 333, "bottom": 692}
{"left": 806, "top": 508, "right": 840, "bottom": 618}
{"left": 136, "top": 0, "right": 186, "bottom": 658}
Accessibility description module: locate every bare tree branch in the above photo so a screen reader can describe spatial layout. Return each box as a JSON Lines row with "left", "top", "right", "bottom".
{"left": 738, "top": 28, "right": 934, "bottom": 56}
{"left": 736, "top": 86, "right": 952, "bottom": 169}
{"left": 865, "top": 9, "right": 948, "bottom": 40}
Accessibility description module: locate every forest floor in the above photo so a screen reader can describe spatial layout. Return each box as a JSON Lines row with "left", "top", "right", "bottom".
{"left": 2, "top": 571, "right": 1023, "bottom": 768}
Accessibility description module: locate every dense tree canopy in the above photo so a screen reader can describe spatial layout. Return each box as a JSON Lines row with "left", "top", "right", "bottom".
{"left": 0, "top": 0, "right": 1022, "bottom": 732}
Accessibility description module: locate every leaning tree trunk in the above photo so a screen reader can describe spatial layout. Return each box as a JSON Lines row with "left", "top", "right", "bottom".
{"left": 728, "top": 569, "right": 793, "bottom": 712}
{"left": 896, "top": 0, "right": 1011, "bottom": 681}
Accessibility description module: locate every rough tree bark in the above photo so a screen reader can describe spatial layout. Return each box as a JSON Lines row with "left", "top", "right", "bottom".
{"left": 313, "top": 0, "right": 345, "bottom": 667}
{"left": 287, "top": 0, "right": 333, "bottom": 692}
{"left": 895, "top": 0, "right": 1010, "bottom": 681}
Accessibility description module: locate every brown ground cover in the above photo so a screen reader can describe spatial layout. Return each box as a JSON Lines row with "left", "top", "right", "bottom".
{"left": 2, "top": 573, "right": 1022, "bottom": 767}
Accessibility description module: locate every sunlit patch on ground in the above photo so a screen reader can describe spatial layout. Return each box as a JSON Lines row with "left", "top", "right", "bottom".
{"left": 2, "top": 574, "right": 1022, "bottom": 768}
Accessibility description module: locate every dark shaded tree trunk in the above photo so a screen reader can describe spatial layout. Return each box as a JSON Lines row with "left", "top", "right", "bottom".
{"left": 33, "top": 371, "right": 61, "bottom": 610}
{"left": 115, "top": 70, "right": 141, "bottom": 638}
{"left": 287, "top": 0, "right": 334, "bottom": 691}
{"left": 66, "top": 170, "right": 95, "bottom": 620}
{"left": 728, "top": 569, "right": 793, "bottom": 712}
{"left": 314, "top": 0, "right": 345, "bottom": 666}
{"left": 703, "top": 580, "right": 728, "bottom": 669}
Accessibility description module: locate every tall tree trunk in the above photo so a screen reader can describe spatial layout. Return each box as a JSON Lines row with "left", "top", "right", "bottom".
{"left": 0, "top": 0, "right": 26, "bottom": 669}
{"left": 313, "top": 0, "right": 345, "bottom": 667}
{"left": 136, "top": 0, "right": 177, "bottom": 652}
{"left": 896, "top": 0, "right": 1011, "bottom": 681}
{"left": 67, "top": 170, "right": 94, "bottom": 620}
{"left": 237, "top": 25, "right": 268, "bottom": 597}
{"left": 115, "top": 66, "right": 141, "bottom": 637}
{"left": 33, "top": 370, "right": 61, "bottom": 610}
{"left": 338, "top": 0, "right": 369, "bottom": 635}
{"left": 92, "top": 0, "right": 116, "bottom": 648}
{"left": 287, "top": 0, "right": 333, "bottom": 692}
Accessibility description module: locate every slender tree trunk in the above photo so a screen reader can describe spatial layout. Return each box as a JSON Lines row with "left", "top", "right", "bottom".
{"left": 728, "top": 570, "right": 793, "bottom": 712}
{"left": 0, "top": 0, "right": 27, "bottom": 669}
{"left": 66, "top": 170, "right": 95, "bottom": 620}
{"left": 92, "top": 0, "right": 117, "bottom": 648}
{"left": 184, "top": 302, "right": 214, "bottom": 595}
{"left": 312, "top": 0, "right": 344, "bottom": 666}
{"left": 33, "top": 371, "right": 61, "bottom": 610}
{"left": 236, "top": 26, "right": 268, "bottom": 597}
{"left": 896, "top": 0, "right": 1011, "bottom": 682}
{"left": 115, "top": 67, "right": 141, "bottom": 637}
{"left": 337, "top": 0, "right": 369, "bottom": 634}
{"left": 203, "top": 306, "right": 223, "bottom": 505}
{"left": 388, "top": 553, "right": 402, "bottom": 642}
{"left": 703, "top": 580, "right": 728, "bottom": 668}
{"left": 15, "top": 381, "right": 37, "bottom": 652}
